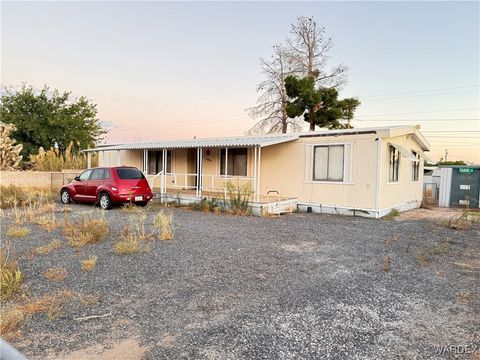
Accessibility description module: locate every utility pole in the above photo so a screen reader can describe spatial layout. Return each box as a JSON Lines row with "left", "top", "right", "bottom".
{"left": 444, "top": 149, "right": 449, "bottom": 162}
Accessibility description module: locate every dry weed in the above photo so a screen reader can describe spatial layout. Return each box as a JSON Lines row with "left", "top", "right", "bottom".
{"left": 0, "top": 251, "right": 22, "bottom": 300}
{"left": 416, "top": 252, "right": 430, "bottom": 267}
{"left": 0, "top": 308, "right": 24, "bottom": 340}
{"left": 6, "top": 226, "right": 30, "bottom": 238}
{"left": 34, "top": 239, "right": 62, "bottom": 256}
{"left": 43, "top": 268, "right": 68, "bottom": 282}
{"left": 81, "top": 256, "right": 98, "bottom": 271}
{"left": 18, "top": 289, "right": 72, "bottom": 320}
{"left": 63, "top": 213, "right": 109, "bottom": 247}
{"left": 153, "top": 211, "right": 174, "bottom": 240}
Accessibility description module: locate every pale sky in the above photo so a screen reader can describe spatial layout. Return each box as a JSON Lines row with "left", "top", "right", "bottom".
{"left": 1, "top": 1, "right": 479, "bottom": 163}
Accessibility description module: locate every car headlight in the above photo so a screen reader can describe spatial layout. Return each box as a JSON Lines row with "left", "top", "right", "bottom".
{"left": 111, "top": 187, "right": 118, "bottom": 192}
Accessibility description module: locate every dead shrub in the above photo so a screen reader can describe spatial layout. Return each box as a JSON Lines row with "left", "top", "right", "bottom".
{"left": 0, "top": 185, "right": 55, "bottom": 209}
{"left": 384, "top": 256, "right": 392, "bottom": 272}
{"left": 18, "top": 289, "right": 72, "bottom": 320}
{"left": 383, "top": 209, "right": 400, "bottom": 220}
{"left": 34, "top": 239, "right": 62, "bottom": 256}
{"left": 0, "top": 308, "right": 24, "bottom": 340}
{"left": 121, "top": 203, "right": 140, "bottom": 213}
{"left": 35, "top": 213, "right": 59, "bottom": 232}
{"left": 6, "top": 226, "right": 30, "bottom": 238}
{"left": 81, "top": 256, "right": 98, "bottom": 271}
{"left": 455, "top": 292, "right": 473, "bottom": 302}
{"left": 432, "top": 241, "right": 449, "bottom": 256}
{"left": 78, "top": 292, "right": 101, "bottom": 306}
{"left": 416, "top": 252, "right": 430, "bottom": 267}
{"left": 43, "top": 268, "right": 68, "bottom": 282}
{"left": 63, "top": 214, "right": 109, "bottom": 247}
{"left": 153, "top": 211, "right": 174, "bottom": 240}
{"left": 0, "top": 251, "right": 22, "bottom": 300}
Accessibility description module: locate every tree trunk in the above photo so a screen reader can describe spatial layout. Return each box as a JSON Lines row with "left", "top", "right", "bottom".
{"left": 309, "top": 106, "right": 315, "bottom": 131}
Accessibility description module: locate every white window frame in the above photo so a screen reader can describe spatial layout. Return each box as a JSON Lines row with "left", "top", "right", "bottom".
{"left": 411, "top": 151, "right": 420, "bottom": 182}
{"left": 305, "top": 142, "right": 353, "bottom": 184}
{"left": 388, "top": 145, "right": 400, "bottom": 184}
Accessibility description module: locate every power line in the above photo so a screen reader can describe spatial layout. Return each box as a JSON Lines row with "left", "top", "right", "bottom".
{"left": 353, "top": 118, "right": 479, "bottom": 121}
{"left": 360, "top": 90, "right": 479, "bottom": 102}
{"left": 358, "top": 107, "right": 479, "bottom": 117}
{"left": 360, "top": 85, "right": 478, "bottom": 98}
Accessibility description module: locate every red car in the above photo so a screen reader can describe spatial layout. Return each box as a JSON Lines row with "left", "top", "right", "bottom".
{"left": 60, "top": 166, "right": 153, "bottom": 210}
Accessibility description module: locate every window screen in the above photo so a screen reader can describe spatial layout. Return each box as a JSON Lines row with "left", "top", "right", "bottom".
{"left": 147, "top": 151, "right": 172, "bottom": 175}
{"left": 412, "top": 151, "right": 420, "bottom": 181}
{"left": 313, "top": 145, "right": 344, "bottom": 181}
{"left": 389, "top": 145, "right": 400, "bottom": 182}
{"left": 220, "top": 148, "right": 248, "bottom": 176}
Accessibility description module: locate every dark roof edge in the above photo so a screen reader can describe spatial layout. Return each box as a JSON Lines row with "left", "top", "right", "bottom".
{"left": 299, "top": 130, "right": 377, "bottom": 138}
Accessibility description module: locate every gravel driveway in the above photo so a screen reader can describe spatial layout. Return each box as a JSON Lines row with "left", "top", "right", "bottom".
{"left": 2, "top": 204, "right": 479, "bottom": 359}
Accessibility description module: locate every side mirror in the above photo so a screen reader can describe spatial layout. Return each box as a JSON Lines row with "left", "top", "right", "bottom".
{"left": 74, "top": 176, "right": 80, "bottom": 181}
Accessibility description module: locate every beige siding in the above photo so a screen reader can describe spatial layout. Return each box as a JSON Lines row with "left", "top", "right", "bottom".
{"left": 97, "top": 131, "right": 425, "bottom": 212}
{"left": 379, "top": 134, "right": 424, "bottom": 209}
{"left": 259, "top": 135, "right": 378, "bottom": 209}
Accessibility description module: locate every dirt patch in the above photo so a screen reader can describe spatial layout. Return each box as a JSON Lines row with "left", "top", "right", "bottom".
{"left": 58, "top": 338, "right": 146, "bottom": 360}
{"left": 282, "top": 241, "right": 319, "bottom": 253}
{"left": 396, "top": 207, "right": 464, "bottom": 222}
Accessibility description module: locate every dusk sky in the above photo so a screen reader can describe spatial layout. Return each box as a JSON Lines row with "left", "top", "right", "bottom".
{"left": 2, "top": 1, "right": 479, "bottom": 162}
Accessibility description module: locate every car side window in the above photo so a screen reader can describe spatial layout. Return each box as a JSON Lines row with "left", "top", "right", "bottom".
{"left": 90, "top": 169, "right": 104, "bottom": 180}
{"left": 103, "top": 169, "right": 111, "bottom": 179}
{"left": 79, "top": 169, "right": 92, "bottom": 181}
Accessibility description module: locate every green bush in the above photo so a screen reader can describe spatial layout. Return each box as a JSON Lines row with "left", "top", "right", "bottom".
{"left": 225, "top": 181, "right": 252, "bottom": 215}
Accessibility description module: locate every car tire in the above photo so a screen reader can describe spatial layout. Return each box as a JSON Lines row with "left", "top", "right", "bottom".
{"left": 60, "top": 189, "right": 71, "bottom": 204}
{"left": 99, "top": 192, "right": 112, "bottom": 210}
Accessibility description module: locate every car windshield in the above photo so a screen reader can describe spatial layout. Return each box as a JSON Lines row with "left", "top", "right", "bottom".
{"left": 116, "top": 168, "right": 144, "bottom": 179}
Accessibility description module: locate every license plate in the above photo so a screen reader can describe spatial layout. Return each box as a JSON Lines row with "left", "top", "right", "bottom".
{"left": 134, "top": 196, "right": 143, "bottom": 201}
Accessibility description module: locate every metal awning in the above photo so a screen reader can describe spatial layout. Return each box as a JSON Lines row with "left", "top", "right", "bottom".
{"left": 83, "top": 134, "right": 299, "bottom": 152}
{"left": 416, "top": 149, "right": 433, "bottom": 163}
{"left": 389, "top": 143, "right": 418, "bottom": 161}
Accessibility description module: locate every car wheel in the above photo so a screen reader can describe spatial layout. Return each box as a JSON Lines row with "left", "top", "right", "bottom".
{"left": 99, "top": 192, "right": 112, "bottom": 210}
{"left": 60, "top": 189, "right": 71, "bottom": 204}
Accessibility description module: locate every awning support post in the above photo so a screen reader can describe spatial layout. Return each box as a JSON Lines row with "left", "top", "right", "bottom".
{"left": 143, "top": 150, "right": 148, "bottom": 174}
{"left": 87, "top": 152, "right": 92, "bottom": 169}
{"left": 253, "top": 146, "right": 258, "bottom": 202}
{"left": 256, "top": 147, "right": 262, "bottom": 202}
{"left": 162, "top": 149, "right": 166, "bottom": 196}
{"left": 224, "top": 147, "right": 228, "bottom": 199}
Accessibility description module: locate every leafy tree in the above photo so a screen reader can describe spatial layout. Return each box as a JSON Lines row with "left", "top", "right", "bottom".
{"left": 285, "top": 75, "right": 360, "bottom": 130}
{"left": 436, "top": 160, "right": 467, "bottom": 166}
{"left": 0, "top": 84, "right": 106, "bottom": 158}
{"left": 249, "top": 16, "right": 348, "bottom": 134}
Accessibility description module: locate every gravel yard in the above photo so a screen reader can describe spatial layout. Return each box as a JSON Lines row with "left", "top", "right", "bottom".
{"left": 2, "top": 204, "right": 479, "bottom": 359}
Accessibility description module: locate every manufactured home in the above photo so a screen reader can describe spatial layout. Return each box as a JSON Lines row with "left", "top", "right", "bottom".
{"left": 83, "top": 125, "right": 431, "bottom": 217}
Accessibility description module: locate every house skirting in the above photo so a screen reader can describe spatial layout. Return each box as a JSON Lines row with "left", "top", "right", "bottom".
{"left": 297, "top": 200, "right": 422, "bottom": 219}
{"left": 159, "top": 192, "right": 297, "bottom": 216}
{"left": 158, "top": 192, "right": 421, "bottom": 218}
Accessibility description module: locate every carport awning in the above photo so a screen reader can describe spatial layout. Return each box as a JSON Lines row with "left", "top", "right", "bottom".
{"left": 82, "top": 134, "right": 299, "bottom": 152}
{"left": 388, "top": 143, "right": 418, "bottom": 161}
